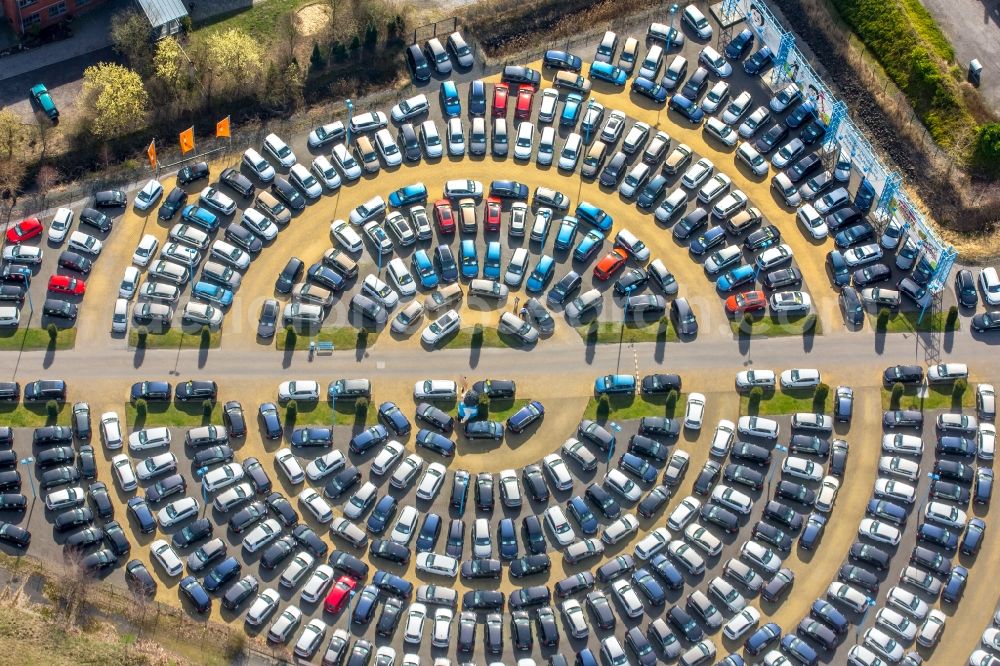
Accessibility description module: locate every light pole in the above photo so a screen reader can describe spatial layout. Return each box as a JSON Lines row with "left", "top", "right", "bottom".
{"left": 19, "top": 457, "right": 35, "bottom": 499}
{"left": 345, "top": 99, "right": 355, "bottom": 146}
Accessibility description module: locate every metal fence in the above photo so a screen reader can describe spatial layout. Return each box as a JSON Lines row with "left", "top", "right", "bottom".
{"left": 412, "top": 16, "right": 460, "bottom": 45}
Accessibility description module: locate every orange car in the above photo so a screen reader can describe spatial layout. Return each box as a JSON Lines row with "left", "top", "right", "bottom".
{"left": 48, "top": 275, "right": 86, "bottom": 295}
{"left": 725, "top": 290, "right": 766, "bottom": 315}
{"left": 593, "top": 248, "right": 628, "bottom": 280}
{"left": 492, "top": 84, "right": 509, "bottom": 117}
{"left": 514, "top": 88, "right": 534, "bottom": 120}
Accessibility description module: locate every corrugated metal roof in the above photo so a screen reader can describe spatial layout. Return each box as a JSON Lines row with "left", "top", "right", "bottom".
{"left": 134, "top": 0, "right": 188, "bottom": 28}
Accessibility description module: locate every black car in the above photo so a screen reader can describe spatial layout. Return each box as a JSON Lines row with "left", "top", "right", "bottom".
{"left": 127, "top": 497, "right": 156, "bottom": 534}
{"left": 548, "top": 271, "right": 582, "bottom": 306}
{"left": 935, "top": 459, "right": 974, "bottom": 483}
{"left": 700, "top": 503, "right": 739, "bottom": 533}
{"left": 271, "top": 177, "right": 305, "bottom": 210}
{"left": 849, "top": 542, "right": 891, "bottom": 571}
{"left": 258, "top": 402, "right": 282, "bottom": 439}
{"left": 376, "top": 598, "right": 404, "bottom": 637}
{"left": 835, "top": 221, "right": 877, "bottom": 248}
{"left": 578, "top": 419, "right": 614, "bottom": 451}
{"left": 125, "top": 559, "right": 157, "bottom": 598}
{"left": 307, "top": 262, "right": 345, "bottom": 292}
{"left": 543, "top": 49, "right": 582, "bottom": 71}
{"left": 94, "top": 189, "right": 127, "bottom": 208}
{"left": 838, "top": 564, "right": 878, "bottom": 592}
{"left": 667, "top": 605, "right": 703, "bottom": 643}
{"left": 725, "top": 28, "right": 755, "bottom": 59}
{"left": 415, "top": 513, "right": 441, "bottom": 553}
{"left": 789, "top": 434, "right": 831, "bottom": 458}
{"left": 33, "top": 425, "right": 73, "bottom": 445}
{"left": 446, "top": 518, "right": 465, "bottom": 558}
{"left": 629, "top": 435, "right": 669, "bottom": 462}
{"left": 158, "top": 187, "right": 188, "bottom": 220}
{"left": 931, "top": 479, "right": 970, "bottom": 506}
{"left": 415, "top": 402, "right": 454, "bottom": 432}
{"left": 260, "top": 535, "right": 297, "bottom": 569}
{"left": 743, "top": 46, "right": 773, "bottom": 74}
{"left": 64, "top": 526, "right": 104, "bottom": 552}
{"left": 88, "top": 482, "right": 113, "bottom": 519}
{"left": 178, "top": 161, "right": 210, "bottom": 185}
{"left": 745, "top": 226, "right": 782, "bottom": 254}
{"left": 220, "top": 167, "right": 254, "bottom": 198}
{"left": 673, "top": 208, "right": 708, "bottom": 240}
{"left": 641, "top": 373, "right": 682, "bottom": 395}
{"left": 54, "top": 507, "right": 93, "bottom": 532}
{"left": 71, "top": 402, "right": 91, "bottom": 440}
{"left": 510, "top": 553, "right": 551, "bottom": 578}
{"left": 638, "top": 416, "right": 681, "bottom": 439}
{"left": 79, "top": 208, "right": 112, "bottom": 232}
{"left": 43, "top": 298, "right": 78, "bottom": 321}
{"left": 585, "top": 483, "right": 621, "bottom": 518}
{"left": 731, "top": 441, "right": 771, "bottom": 465}
{"left": 257, "top": 299, "right": 279, "bottom": 338}
{"left": 761, "top": 567, "right": 795, "bottom": 602}
{"left": 204, "top": 557, "right": 242, "bottom": 593}
{"left": 785, "top": 101, "right": 815, "bottom": 128}
{"left": 229, "top": 501, "right": 267, "bottom": 534}
{"left": 329, "top": 551, "right": 369, "bottom": 580}
{"left": 192, "top": 445, "right": 234, "bottom": 467}
{"left": 764, "top": 501, "right": 803, "bottom": 531}
{"left": 224, "top": 223, "right": 263, "bottom": 255}
{"left": 0, "top": 470, "right": 20, "bottom": 492}
{"left": 797, "top": 618, "right": 838, "bottom": 651}
{"left": 883, "top": 409, "right": 923, "bottom": 430}
{"left": 801, "top": 120, "right": 827, "bottom": 144}
{"left": 325, "top": 466, "right": 361, "bottom": 499}
{"left": 799, "top": 512, "right": 827, "bottom": 550}
{"left": 78, "top": 446, "right": 95, "bottom": 478}
{"left": 586, "top": 591, "right": 616, "bottom": 631}
{"left": 521, "top": 515, "right": 546, "bottom": 554}
{"left": 754, "top": 123, "right": 788, "bottom": 154}
{"left": 55, "top": 254, "right": 90, "bottom": 278}
{"left": 291, "top": 426, "right": 333, "bottom": 448}
{"left": 172, "top": 518, "right": 213, "bottom": 549}
{"left": 377, "top": 401, "right": 411, "bottom": 436}
{"left": 955, "top": 269, "right": 978, "bottom": 308}
{"left": 221, "top": 575, "right": 259, "bottom": 611}
{"left": 476, "top": 473, "right": 495, "bottom": 511}
{"left": 522, "top": 465, "right": 549, "bottom": 503}
{"left": 723, "top": 463, "right": 764, "bottom": 490}
{"left": 0, "top": 285, "right": 24, "bottom": 304}
{"left": 348, "top": 425, "right": 389, "bottom": 455}
{"left": 600, "top": 152, "right": 628, "bottom": 187}
{"left": 462, "top": 590, "right": 505, "bottom": 611}
{"left": 489, "top": 180, "right": 529, "bottom": 200}
{"left": 416, "top": 429, "right": 456, "bottom": 456}
{"left": 501, "top": 65, "right": 541, "bottom": 87}
{"left": 637, "top": 486, "right": 671, "bottom": 518}
{"left": 292, "top": 524, "right": 328, "bottom": 558}
{"left": 777, "top": 480, "right": 816, "bottom": 506}
{"left": 786, "top": 153, "right": 821, "bottom": 183}
{"left": 0, "top": 493, "right": 26, "bottom": 512}
{"left": 275, "top": 257, "right": 304, "bottom": 294}
{"left": 130, "top": 381, "right": 171, "bottom": 403}
{"left": 175, "top": 380, "right": 217, "bottom": 402}
{"left": 853, "top": 263, "right": 891, "bottom": 287}
{"left": 811, "top": 599, "right": 849, "bottom": 636}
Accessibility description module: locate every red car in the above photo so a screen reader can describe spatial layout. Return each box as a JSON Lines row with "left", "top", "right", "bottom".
{"left": 433, "top": 198, "right": 456, "bottom": 234}
{"left": 593, "top": 248, "right": 628, "bottom": 280}
{"left": 48, "top": 275, "right": 86, "bottom": 295}
{"left": 5, "top": 218, "right": 42, "bottom": 244}
{"left": 492, "top": 84, "right": 509, "bottom": 117}
{"left": 484, "top": 197, "right": 502, "bottom": 232}
{"left": 725, "top": 290, "right": 767, "bottom": 315}
{"left": 323, "top": 575, "right": 357, "bottom": 614}
{"left": 515, "top": 88, "right": 534, "bottom": 120}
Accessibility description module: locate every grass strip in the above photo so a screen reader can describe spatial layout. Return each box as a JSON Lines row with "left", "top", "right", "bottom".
{"left": 0, "top": 327, "right": 76, "bottom": 351}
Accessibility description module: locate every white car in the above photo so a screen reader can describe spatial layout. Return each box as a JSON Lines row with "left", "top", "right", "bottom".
{"left": 634, "top": 527, "right": 671, "bottom": 560}
{"left": 391, "top": 506, "right": 420, "bottom": 545}
{"left": 878, "top": 456, "right": 920, "bottom": 482}
{"left": 543, "top": 454, "right": 574, "bottom": 491}
{"left": 432, "top": 608, "right": 453, "bottom": 648}
{"left": 306, "top": 451, "right": 346, "bottom": 482}
{"left": 278, "top": 380, "right": 319, "bottom": 402}
{"left": 386, "top": 257, "right": 417, "bottom": 298}
{"left": 416, "top": 463, "right": 447, "bottom": 501}
{"left": 199, "top": 186, "right": 237, "bottom": 215}
{"left": 876, "top": 608, "right": 918, "bottom": 644}
{"left": 169, "top": 223, "right": 209, "bottom": 250}
{"left": 722, "top": 91, "right": 753, "bottom": 124}
{"left": 668, "top": 496, "right": 701, "bottom": 531}
{"left": 864, "top": 627, "right": 904, "bottom": 664}
{"left": 602, "top": 514, "right": 639, "bottom": 545}
{"left": 118, "top": 266, "right": 140, "bottom": 299}
{"left": 151, "top": 539, "right": 184, "bottom": 577}
{"left": 299, "top": 488, "right": 333, "bottom": 523}
{"left": 705, "top": 117, "right": 738, "bottom": 146}
{"left": 289, "top": 163, "right": 322, "bottom": 199}
{"left": 604, "top": 469, "right": 641, "bottom": 502}
{"left": 245, "top": 588, "right": 281, "bottom": 626}
{"left": 445, "top": 117, "right": 464, "bottom": 156}
{"left": 614, "top": 228, "right": 650, "bottom": 262}
{"left": 45, "top": 486, "right": 85, "bottom": 511}
{"left": 128, "top": 427, "right": 171, "bottom": 452}
{"left": 881, "top": 434, "right": 924, "bottom": 456}
{"left": 780, "top": 368, "right": 821, "bottom": 389}
{"left": 701, "top": 81, "right": 730, "bottom": 113}
{"left": 300, "top": 565, "right": 335, "bottom": 604}
{"left": 362, "top": 274, "right": 399, "bottom": 309}
{"left": 416, "top": 552, "right": 459, "bottom": 578}
{"left": 243, "top": 519, "right": 282, "bottom": 553}
{"left": 390, "top": 454, "right": 424, "bottom": 491}
{"left": 268, "top": 605, "right": 303, "bottom": 645}
{"left": 201, "top": 463, "right": 243, "bottom": 493}
{"left": 980, "top": 267, "right": 1000, "bottom": 306}
{"left": 712, "top": 485, "right": 753, "bottom": 516}
{"left": 682, "top": 157, "right": 714, "bottom": 189}
{"left": 375, "top": 129, "right": 403, "bottom": 167}
{"left": 874, "top": 478, "right": 916, "bottom": 504}
{"left": 558, "top": 132, "right": 583, "bottom": 172}
{"left": 47, "top": 207, "right": 73, "bottom": 244}
{"left": 391, "top": 93, "right": 429, "bottom": 122}
{"left": 698, "top": 172, "right": 732, "bottom": 204}
{"left": 859, "top": 518, "right": 902, "bottom": 546}
{"left": 756, "top": 244, "right": 794, "bottom": 271}
{"left": 280, "top": 551, "right": 316, "bottom": 589}
{"left": 887, "top": 586, "right": 929, "bottom": 621}
{"left": 99, "top": 412, "right": 123, "bottom": 450}
{"left": 684, "top": 393, "right": 706, "bottom": 429}
{"left": 403, "top": 604, "right": 427, "bottom": 645}
{"left": 421, "top": 309, "right": 460, "bottom": 347}
{"left": 294, "top": 619, "right": 327, "bottom": 659}
{"left": 276, "top": 448, "right": 305, "bottom": 484}
{"left": 709, "top": 421, "right": 735, "bottom": 457}
{"left": 420, "top": 119, "right": 443, "bottom": 159}
{"left": 782, "top": 456, "right": 823, "bottom": 481}
{"left": 135, "top": 452, "right": 177, "bottom": 482}
{"left": 619, "top": 162, "right": 650, "bottom": 198}
{"left": 111, "top": 455, "right": 137, "bottom": 492}
{"left": 797, "top": 203, "right": 828, "bottom": 240}
{"left": 736, "top": 142, "right": 769, "bottom": 176}
{"left": 561, "top": 599, "right": 589, "bottom": 639}
{"left": 537, "top": 126, "right": 556, "bottom": 166}
{"left": 538, "top": 87, "right": 559, "bottom": 123}
{"left": 68, "top": 230, "right": 102, "bottom": 256}
{"left": 263, "top": 133, "right": 296, "bottom": 168}
{"left": 723, "top": 607, "right": 760, "bottom": 641}
{"left": 499, "top": 469, "right": 521, "bottom": 507}
{"left": 844, "top": 243, "right": 883, "bottom": 268}
{"left": 927, "top": 362, "right": 968, "bottom": 383}
{"left": 214, "top": 483, "right": 253, "bottom": 513}
{"left": 600, "top": 109, "right": 628, "bottom": 143}
{"left": 157, "top": 497, "right": 199, "bottom": 528}
{"left": 979, "top": 423, "right": 996, "bottom": 460}
{"left": 329, "top": 220, "right": 363, "bottom": 254}
{"left": 331, "top": 143, "right": 362, "bottom": 180}
{"left": 611, "top": 579, "right": 644, "bottom": 618}
{"left": 132, "top": 234, "right": 159, "bottom": 267}
{"left": 307, "top": 121, "right": 345, "bottom": 149}
{"left": 735, "top": 370, "right": 775, "bottom": 391}
{"left": 513, "top": 121, "right": 534, "bottom": 161}
{"left": 544, "top": 505, "right": 577, "bottom": 547}
{"left": 923, "top": 501, "right": 967, "bottom": 529}
{"left": 916, "top": 610, "right": 946, "bottom": 648}
{"left": 740, "top": 540, "right": 781, "bottom": 575}
{"left": 414, "top": 379, "right": 457, "bottom": 400}
{"left": 815, "top": 476, "right": 840, "bottom": 512}
{"left": 133, "top": 179, "right": 163, "bottom": 212}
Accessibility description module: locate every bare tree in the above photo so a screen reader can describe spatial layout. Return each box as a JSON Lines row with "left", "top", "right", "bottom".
{"left": 57, "top": 549, "right": 97, "bottom": 627}
{"left": 34, "top": 164, "right": 59, "bottom": 210}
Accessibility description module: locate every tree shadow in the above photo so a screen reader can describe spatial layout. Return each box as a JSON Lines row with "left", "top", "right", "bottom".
{"left": 469, "top": 325, "right": 483, "bottom": 368}
{"left": 282, "top": 329, "right": 297, "bottom": 369}
{"left": 198, "top": 329, "right": 211, "bottom": 369}
{"left": 133, "top": 332, "right": 147, "bottom": 368}
{"left": 654, "top": 319, "right": 667, "bottom": 363}
{"left": 802, "top": 315, "right": 817, "bottom": 353}
{"left": 584, "top": 323, "right": 597, "bottom": 365}
{"left": 355, "top": 329, "right": 373, "bottom": 362}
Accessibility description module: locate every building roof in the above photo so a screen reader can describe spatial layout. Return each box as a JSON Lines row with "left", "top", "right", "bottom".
{"left": 134, "top": 0, "right": 188, "bottom": 28}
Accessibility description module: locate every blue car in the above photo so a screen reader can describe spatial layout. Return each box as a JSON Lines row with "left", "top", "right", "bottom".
{"left": 367, "top": 495, "right": 397, "bottom": 534}
{"left": 192, "top": 280, "right": 233, "bottom": 307}
{"left": 560, "top": 93, "right": 584, "bottom": 127}
{"left": 525, "top": 254, "right": 555, "bottom": 293}
{"left": 724, "top": 28, "right": 755, "bottom": 60}
{"left": 595, "top": 374, "right": 636, "bottom": 395}
{"left": 619, "top": 452, "right": 657, "bottom": 484}
{"left": 743, "top": 46, "right": 773, "bottom": 75}
{"left": 589, "top": 61, "right": 628, "bottom": 86}
{"left": 567, "top": 496, "right": 598, "bottom": 535}
{"left": 669, "top": 94, "right": 705, "bottom": 124}
{"left": 440, "top": 81, "right": 461, "bottom": 117}
{"left": 745, "top": 623, "right": 782, "bottom": 656}
{"left": 435, "top": 244, "right": 458, "bottom": 283}
{"left": 574, "top": 229, "right": 604, "bottom": 262}
{"left": 498, "top": 518, "right": 519, "bottom": 560}
{"left": 483, "top": 241, "right": 502, "bottom": 279}
{"left": 411, "top": 249, "right": 438, "bottom": 289}
{"left": 576, "top": 201, "right": 613, "bottom": 232}
{"left": 716, "top": 264, "right": 755, "bottom": 291}
{"left": 553, "top": 216, "right": 580, "bottom": 251}
{"left": 632, "top": 569, "right": 666, "bottom": 606}
{"left": 388, "top": 183, "right": 427, "bottom": 208}
{"left": 506, "top": 401, "right": 544, "bottom": 433}
{"left": 631, "top": 76, "right": 668, "bottom": 103}
{"left": 689, "top": 226, "right": 726, "bottom": 256}
{"left": 181, "top": 205, "right": 219, "bottom": 232}
{"left": 459, "top": 239, "right": 478, "bottom": 279}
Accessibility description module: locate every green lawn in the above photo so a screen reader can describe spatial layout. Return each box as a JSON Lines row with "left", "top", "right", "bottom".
{"left": 191, "top": 0, "right": 312, "bottom": 44}
{"left": 583, "top": 392, "right": 684, "bottom": 421}
{"left": 0, "top": 327, "right": 76, "bottom": 351}
{"left": 740, "top": 387, "right": 831, "bottom": 416}
{"left": 129, "top": 329, "right": 221, "bottom": 349}
{"left": 442, "top": 326, "right": 519, "bottom": 350}
{"left": 474, "top": 398, "right": 529, "bottom": 421}
{"left": 0, "top": 403, "right": 68, "bottom": 427}
{"left": 729, "top": 314, "right": 821, "bottom": 337}
{"left": 125, "top": 401, "right": 221, "bottom": 428}
{"left": 275, "top": 327, "right": 379, "bottom": 351}
{"left": 575, "top": 318, "right": 678, "bottom": 345}
{"left": 281, "top": 399, "right": 379, "bottom": 427}
{"left": 881, "top": 384, "right": 975, "bottom": 411}
{"left": 871, "top": 311, "right": 956, "bottom": 333}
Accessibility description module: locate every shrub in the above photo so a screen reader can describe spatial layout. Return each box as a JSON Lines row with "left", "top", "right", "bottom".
{"left": 46, "top": 399, "right": 59, "bottom": 421}
{"left": 135, "top": 398, "right": 147, "bottom": 418}
{"left": 202, "top": 399, "right": 213, "bottom": 420}
{"left": 284, "top": 326, "right": 296, "bottom": 349}
{"left": 803, "top": 314, "right": 818, "bottom": 332}
{"left": 664, "top": 389, "right": 678, "bottom": 415}
{"left": 200, "top": 326, "right": 211, "bottom": 346}
{"left": 890, "top": 382, "right": 905, "bottom": 408}
{"left": 355, "top": 397, "right": 370, "bottom": 419}
{"left": 310, "top": 41, "right": 326, "bottom": 72}
{"left": 974, "top": 123, "right": 1000, "bottom": 172}
{"left": 741, "top": 312, "right": 755, "bottom": 332}
{"left": 945, "top": 305, "right": 959, "bottom": 331}
{"left": 748, "top": 386, "right": 763, "bottom": 414}
{"left": 47, "top": 323, "right": 58, "bottom": 342}
{"left": 595, "top": 394, "right": 610, "bottom": 421}
{"left": 953, "top": 378, "right": 968, "bottom": 399}
{"left": 285, "top": 400, "right": 298, "bottom": 426}
{"left": 813, "top": 383, "right": 830, "bottom": 412}
{"left": 877, "top": 307, "right": 891, "bottom": 332}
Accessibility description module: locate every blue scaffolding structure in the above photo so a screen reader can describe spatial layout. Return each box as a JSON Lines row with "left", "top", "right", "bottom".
{"left": 772, "top": 32, "right": 796, "bottom": 86}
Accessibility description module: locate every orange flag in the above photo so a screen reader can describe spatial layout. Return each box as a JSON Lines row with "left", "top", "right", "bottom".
{"left": 216, "top": 116, "right": 231, "bottom": 138}
{"left": 179, "top": 126, "right": 195, "bottom": 154}
{"left": 146, "top": 140, "right": 157, "bottom": 169}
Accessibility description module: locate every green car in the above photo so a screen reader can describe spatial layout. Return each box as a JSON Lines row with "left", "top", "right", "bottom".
{"left": 30, "top": 84, "right": 58, "bottom": 121}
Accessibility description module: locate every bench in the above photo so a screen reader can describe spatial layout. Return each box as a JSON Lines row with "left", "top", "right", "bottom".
{"left": 309, "top": 340, "right": 334, "bottom": 355}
